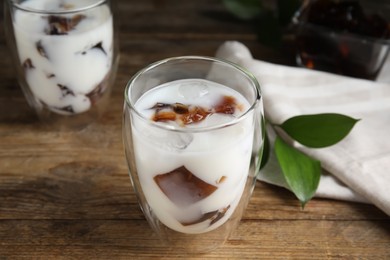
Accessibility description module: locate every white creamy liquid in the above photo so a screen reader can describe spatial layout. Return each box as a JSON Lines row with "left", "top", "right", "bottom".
{"left": 13, "top": 0, "right": 113, "bottom": 115}
{"left": 131, "top": 79, "right": 254, "bottom": 234}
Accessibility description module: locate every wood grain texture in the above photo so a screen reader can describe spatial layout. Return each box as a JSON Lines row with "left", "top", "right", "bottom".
{"left": 0, "top": 0, "right": 389, "bottom": 259}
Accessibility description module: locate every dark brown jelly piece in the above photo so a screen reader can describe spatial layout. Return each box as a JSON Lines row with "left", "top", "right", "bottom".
{"left": 87, "top": 71, "right": 110, "bottom": 105}
{"left": 39, "top": 100, "right": 74, "bottom": 114}
{"left": 149, "top": 95, "right": 242, "bottom": 125}
{"left": 151, "top": 103, "right": 172, "bottom": 111}
{"left": 210, "top": 205, "right": 230, "bottom": 226}
{"left": 51, "top": 105, "right": 74, "bottom": 114}
{"left": 216, "top": 176, "right": 227, "bottom": 184}
{"left": 181, "top": 210, "right": 218, "bottom": 226}
{"left": 57, "top": 84, "right": 75, "bottom": 97}
{"left": 36, "top": 41, "right": 48, "bottom": 59}
{"left": 82, "top": 42, "right": 107, "bottom": 55}
{"left": 92, "top": 42, "right": 107, "bottom": 55}
{"left": 181, "top": 205, "right": 231, "bottom": 226}
{"left": 181, "top": 106, "right": 210, "bottom": 125}
{"left": 59, "top": 105, "right": 75, "bottom": 114}
{"left": 46, "top": 14, "right": 86, "bottom": 35}
{"left": 172, "top": 103, "right": 189, "bottom": 114}
{"left": 150, "top": 103, "right": 211, "bottom": 124}
{"left": 23, "top": 58, "right": 34, "bottom": 69}
{"left": 214, "top": 95, "right": 237, "bottom": 114}
{"left": 153, "top": 110, "right": 177, "bottom": 122}
{"left": 154, "top": 166, "right": 217, "bottom": 207}
{"left": 151, "top": 103, "right": 190, "bottom": 122}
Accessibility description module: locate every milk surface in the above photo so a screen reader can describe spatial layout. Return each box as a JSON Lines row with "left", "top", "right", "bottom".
{"left": 13, "top": 0, "right": 113, "bottom": 115}
{"left": 131, "top": 79, "right": 254, "bottom": 234}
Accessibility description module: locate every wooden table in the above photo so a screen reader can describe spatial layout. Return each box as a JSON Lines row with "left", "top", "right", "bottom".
{"left": 0, "top": 1, "right": 389, "bottom": 259}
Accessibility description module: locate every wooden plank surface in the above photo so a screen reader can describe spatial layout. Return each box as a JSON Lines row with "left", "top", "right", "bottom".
{"left": 0, "top": 0, "right": 389, "bottom": 259}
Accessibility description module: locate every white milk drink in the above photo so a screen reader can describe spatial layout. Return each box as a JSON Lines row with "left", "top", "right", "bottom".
{"left": 13, "top": 0, "right": 113, "bottom": 115}
{"left": 131, "top": 79, "right": 254, "bottom": 234}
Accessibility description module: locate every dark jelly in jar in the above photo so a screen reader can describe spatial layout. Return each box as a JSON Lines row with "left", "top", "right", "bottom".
{"left": 294, "top": 0, "right": 390, "bottom": 79}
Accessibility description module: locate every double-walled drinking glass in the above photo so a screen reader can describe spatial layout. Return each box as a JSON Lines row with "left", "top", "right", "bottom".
{"left": 123, "top": 56, "right": 265, "bottom": 253}
{"left": 4, "top": 0, "right": 119, "bottom": 129}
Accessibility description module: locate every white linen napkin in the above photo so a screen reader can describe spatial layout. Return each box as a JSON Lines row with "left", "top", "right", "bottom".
{"left": 216, "top": 41, "right": 390, "bottom": 215}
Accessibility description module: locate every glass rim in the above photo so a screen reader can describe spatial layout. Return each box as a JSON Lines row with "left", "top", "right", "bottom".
{"left": 9, "top": 0, "right": 107, "bottom": 15}
{"left": 124, "top": 55, "right": 261, "bottom": 133}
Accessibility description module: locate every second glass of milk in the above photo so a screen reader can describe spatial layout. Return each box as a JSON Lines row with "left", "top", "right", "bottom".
{"left": 4, "top": 0, "right": 118, "bottom": 129}
{"left": 123, "top": 56, "right": 265, "bottom": 253}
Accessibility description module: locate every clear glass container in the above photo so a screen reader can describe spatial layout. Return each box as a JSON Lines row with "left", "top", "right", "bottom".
{"left": 123, "top": 56, "right": 265, "bottom": 254}
{"left": 292, "top": 0, "right": 390, "bottom": 80}
{"left": 4, "top": 0, "right": 119, "bottom": 129}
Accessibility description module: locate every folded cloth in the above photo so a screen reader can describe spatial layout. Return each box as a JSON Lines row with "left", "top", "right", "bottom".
{"left": 216, "top": 41, "right": 390, "bottom": 216}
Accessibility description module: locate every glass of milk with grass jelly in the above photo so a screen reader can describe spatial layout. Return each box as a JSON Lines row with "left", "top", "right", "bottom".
{"left": 123, "top": 56, "right": 265, "bottom": 253}
{"left": 4, "top": 0, "right": 118, "bottom": 129}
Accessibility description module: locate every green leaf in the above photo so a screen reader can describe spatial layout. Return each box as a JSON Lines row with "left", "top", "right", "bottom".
{"left": 275, "top": 137, "right": 321, "bottom": 207}
{"left": 258, "top": 116, "right": 269, "bottom": 170}
{"left": 279, "top": 113, "right": 360, "bottom": 148}
{"left": 222, "top": 0, "right": 262, "bottom": 20}
{"left": 259, "top": 129, "right": 270, "bottom": 170}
